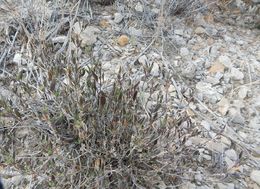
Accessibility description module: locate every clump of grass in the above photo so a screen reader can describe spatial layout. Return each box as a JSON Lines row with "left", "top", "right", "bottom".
{"left": 0, "top": 0, "right": 207, "bottom": 188}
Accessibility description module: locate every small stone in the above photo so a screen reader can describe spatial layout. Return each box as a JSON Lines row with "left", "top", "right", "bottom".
{"left": 102, "top": 51, "right": 113, "bottom": 61}
{"left": 230, "top": 67, "right": 244, "bottom": 80}
{"left": 195, "top": 26, "right": 206, "bottom": 34}
{"left": 114, "top": 13, "right": 124, "bottom": 24}
{"left": 225, "top": 149, "right": 237, "bottom": 161}
{"left": 172, "top": 35, "right": 186, "bottom": 46}
{"left": 138, "top": 55, "right": 147, "bottom": 65}
{"left": 250, "top": 170, "right": 260, "bottom": 186}
{"left": 208, "top": 63, "right": 225, "bottom": 73}
{"left": 174, "top": 29, "right": 184, "bottom": 36}
{"left": 218, "top": 55, "right": 232, "bottom": 68}
{"left": 13, "top": 53, "right": 22, "bottom": 64}
{"left": 229, "top": 108, "right": 245, "bottom": 124}
{"left": 256, "top": 50, "right": 260, "bottom": 60}
{"left": 238, "top": 86, "right": 248, "bottom": 99}
{"left": 216, "top": 183, "right": 235, "bottom": 189}
{"left": 51, "top": 36, "right": 67, "bottom": 43}
{"left": 117, "top": 35, "right": 129, "bottom": 46}
{"left": 206, "top": 76, "right": 220, "bottom": 85}
{"left": 225, "top": 156, "right": 236, "bottom": 169}
{"left": 224, "top": 35, "right": 233, "bottom": 42}
{"left": 249, "top": 117, "right": 260, "bottom": 129}
{"left": 80, "top": 26, "right": 100, "bottom": 46}
{"left": 129, "top": 27, "right": 142, "bottom": 37}
{"left": 135, "top": 2, "right": 143, "bottom": 12}
{"left": 99, "top": 19, "right": 110, "bottom": 28}
{"left": 180, "top": 47, "right": 189, "bottom": 57}
{"left": 180, "top": 182, "right": 196, "bottom": 189}
{"left": 236, "top": 40, "right": 244, "bottom": 45}
{"left": 201, "top": 120, "right": 211, "bottom": 131}
{"left": 182, "top": 63, "right": 196, "bottom": 79}
{"left": 220, "top": 136, "right": 232, "bottom": 147}
{"left": 238, "top": 131, "right": 247, "bottom": 139}
{"left": 217, "top": 97, "right": 230, "bottom": 116}
{"left": 206, "top": 141, "right": 228, "bottom": 153}
{"left": 151, "top": 62, "right": 160, "bottom": 77}
{"left": 203, "top": 154, "right": 212, "bottom": 161}
{"left": 73, "top": 22, "right": 82, "bottom": 35}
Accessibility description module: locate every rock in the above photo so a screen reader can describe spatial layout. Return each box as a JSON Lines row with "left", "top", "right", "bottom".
{"left": 208, "top": 62, "right": 225, "bottom": 73}
{"left": 114, "top": 13, "right": 124, "bottom": 23}
{"left": 238, "top": 86, "right": 249, "bottom": 99}
{"left": 225, "top": 149, "right": 238, "bottom": 161}
{"left": 102, "top": 51, "right": 113, "bottom": 61}
{"left": 180, "top": 47, "right": 189, "bottom": 57}
{"left": 182, "top": 63, "right": 196, "bottom": 79}
{"left": 218, "top": 97, "right": 230, "bottom": 115}
{"left": 117, "top": 35, "right": 129, "bottom": 46}
{"left": 206, "top": 141, "right": 228, "bottom": 153}
{"left": 230, "top": 67, "right": 244, "bottom": 80}
{"left": 201, "top": 120, "right": 211, "bottom": 131}
{"left": 135, "top": 2, "right": 143, "bottom": 12}
{"left": 218, "top": 55, "right": 232, "bottom": 68}
{"left": 80, "top": 26, "right": 100, "bottom": 46}
{"left": 180, "top": 182, "right": 196, "bottom": 189}
{"left": 236, "top": 40, "right": 244, "bottom": 45}
{"left": 195, "top": 26, "right": 206, "bottom": 34}
{"left": 51, "top": 36, "right": 67, "bottom": 43}
{"left": 249, "top": 117, "right": 260, "bottom": 129}
{"left": 196, "top": 82, "right": 215, "bottom": 95}
{"left": 225, "top": 156, "right": 236, "bottom": 169}
{"left": 138, "top": 55, "right": 147, "bottom": 65}
{"left": 185, "top": 136, "right": 207, "bottom": 146}
{"left": 238, "top": 131, "right": 247, "bottom": 140}
{"left": 73, "top": 22, "right": 82, "bottom": 35}
{"left": 172, "top": 35, "right": 186, "bottom": 46}
{"left": 223, "top": 35, "right": 233, "bottom": 42}
{"left": 203, "top": 154, "right": 212, "bottom": 161}
{"left": 229, "top": 108, "right": 245, "bottom": 124}
{"left": 206, "top": 76, "right": 220, "bottom": 85}
{"left": 129, "top": 27, "right": 142, "bottom": 37}
{"left": 209, "top": 44, "right": 221, "bottom": 57}
{"left": 151, "top": 62, "right": 160, "bottom": 77}
{"left": 256, "top": 50, "right": 260, "bottom": 60}
{"left": 220, "top": 136, "right": 232, "bottom": 147}
{"left": 250, "top": 170, "right": 260, "bottom": 186}
{"left": 13, "top": 53, "right": 22, "bottom": 64}
{"left": 195, "top": 173, "right": 203, "bottom": 183}
{"left": 99, "top": 19, "right": 110, "bottom": 28}
{"left": 216, "top": 183, "right": 235, "bottom": 189}
{"left": 174, "top": 29, "right": 184, "bottom": 36}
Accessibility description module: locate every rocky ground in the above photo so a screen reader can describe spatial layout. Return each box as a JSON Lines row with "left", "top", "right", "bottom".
{"left": 0, "top": 0, "right": 260, "bottom": 188}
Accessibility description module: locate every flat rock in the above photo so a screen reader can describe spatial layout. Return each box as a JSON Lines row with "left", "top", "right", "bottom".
{"left": 80, "top": 26, "right": 100, "bottom": 46}
{"left": 216, "top": 183, "right": 235, "bottom": 189}
{"left": 135, "top": 2, "right": 143, "bottom": 12}
{"left": 238, "top": 86, "right": 249, "bottom": 99}
{"left": 195, "top": 26, "right": 206, "bottom": 34}
{"left": 217, "top": 97, "right": 230, "bottom": 116}
{"left": 225, "top": 149, "right": 238, "bottom": 161}
{"left": 230, "top": 67, "right": 244, "bottom": 80}
{"left": 114, "top": 13, "right": 124, "bottom": 23}
{"left": 218, "top": 55, "right": 232, "bottom": 68}
{"left": 250, "top": 170, "right": 260, "bottom": 186}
